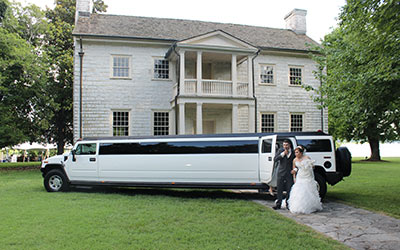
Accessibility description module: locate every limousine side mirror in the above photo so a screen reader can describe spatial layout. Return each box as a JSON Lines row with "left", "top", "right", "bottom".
{"left": 72, "top": 149, "right": 76, "bottom": 162}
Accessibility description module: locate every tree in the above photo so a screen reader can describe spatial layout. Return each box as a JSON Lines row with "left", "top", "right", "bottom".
{"left": 42, "top": 0, "right": 107, "bottom": 154}
{"left": 310, "top": 0, "right": 400, "bottom": 160}
{"left": 0, "top": 0, "right": 48, "bottom": 148}
{"left": 0, "top": 0, "right": 7, "bottom": 21}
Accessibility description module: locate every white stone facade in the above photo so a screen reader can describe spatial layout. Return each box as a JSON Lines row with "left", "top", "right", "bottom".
{"left": 254, "top": 52, "right": 327, "bottom": 132}
{"left": 72, "top": 5, "right": 327, "bottom": 142}
{"left": 73, "top": 38, "right": 327, "bottom": 142}
{"left": 73, "top": 40, "right": 175, "bottom": 141}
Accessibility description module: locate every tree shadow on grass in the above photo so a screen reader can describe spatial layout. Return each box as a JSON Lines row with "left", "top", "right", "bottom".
{"left": 70, "top": 186, "right": 275, "bottom": 201}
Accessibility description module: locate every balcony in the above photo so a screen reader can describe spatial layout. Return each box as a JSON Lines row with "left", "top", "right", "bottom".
{"left": 171, "top": 51, "right": 253, "bottom": 99}
{"left": 177, "top": 79, "right": 249, "bottom": 97}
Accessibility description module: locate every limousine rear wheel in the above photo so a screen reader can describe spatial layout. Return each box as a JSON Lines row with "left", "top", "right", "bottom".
{"left": 314, "top": 173, "right": 327, "bottom": 199}
{"left": 44, "top": 170, "right": 69, "bottom": 192}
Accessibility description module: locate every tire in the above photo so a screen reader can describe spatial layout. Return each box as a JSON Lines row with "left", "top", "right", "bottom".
{"left": 44, "top": 169, "right": 69, "bottom": 192}
{"left": 314, "top": 173, "right": 327, "bottom": 200}
{"left": 336, "top": 147, "right": 352, "bottom": 177}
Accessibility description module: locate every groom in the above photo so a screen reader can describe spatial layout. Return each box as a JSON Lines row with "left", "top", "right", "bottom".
{"left": 272, "top": 139, "right": 295, "bottom": 210}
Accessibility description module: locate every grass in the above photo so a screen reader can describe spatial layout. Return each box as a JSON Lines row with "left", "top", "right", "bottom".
{"left": 0, "top": 170, "right": 348, "bottom": 250}
{"left": 0, "top": 161, "right": 41, "bottom": 169}
{"left": 326, "top": 157, "right": 400, "bottom": 219}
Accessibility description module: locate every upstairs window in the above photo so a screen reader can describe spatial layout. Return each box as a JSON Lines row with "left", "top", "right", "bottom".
{"left": 290, "top": 113, "right": 303, "bottom": 132}
{"left": 113, "top": 111, "right": 129, "bottom": 136}
{"left": 260, "top": 65, "right": 274, "bottom": 84}
{"left": 153, "top": 111, "right": 169, "bottom": 135}
{"left": 289, "top": 67, "right": 302, "bottom": 85}
{"left": 154, "top": 59, "right": 169, "bottom": 79}
{"left": 112, "top": 56, "right": 131, "bottom": 78}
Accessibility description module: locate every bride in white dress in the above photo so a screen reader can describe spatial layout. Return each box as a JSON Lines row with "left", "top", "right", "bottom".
{"left": 288, "top": 146, "right": 322, "bottom": 214}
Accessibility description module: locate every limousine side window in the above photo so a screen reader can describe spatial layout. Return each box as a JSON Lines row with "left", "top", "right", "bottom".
{"left": 262, "top": 139, "right": 272, "bottom": 153}
{"left": 296, "top": 139, "right": 332, "bottom": 152}
{"left": 99, "top": 140, "right": 258, "bottom": 155}
{"left": 75, "top": 143, "right": 97, "bottom": 155}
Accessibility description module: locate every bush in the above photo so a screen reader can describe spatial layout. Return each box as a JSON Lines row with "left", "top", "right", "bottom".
{"left": 0, "top": 162, "right": 41, "bottom": 170}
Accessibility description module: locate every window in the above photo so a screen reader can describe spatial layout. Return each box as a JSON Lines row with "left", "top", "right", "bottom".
{"left": 296, "top": 139, "right": 332, "bottom": 152}
{"left": 153, "top": 112, "right": 169, "bottom": 135}
{"left": 261, "top": 113, "right": 275, "bottom": 132}
{"left": 113, "top": 111, "right": 129, "bottom": 136}
{"left": 289, "top": 67, "right": 302, "bottom": 85}
{"left": 99, "top": 140, "right": 259, "bottom": 155}
{"left": 75, "top": 143, "right": 97, "bottom": 155}
{"left": 260, "top": 65, "right": 274, "bottom": 84}
{"left": 290, "top": 114, "right": 303, "bottom": 132}
{"left": 112, "top": 56, "right": 130, "bottom": 78}
{"left": 154, "top": 59, "right": 169, "bottom": 79}
{"left": 262, "top": 139, "right": 272, "bottom": 153}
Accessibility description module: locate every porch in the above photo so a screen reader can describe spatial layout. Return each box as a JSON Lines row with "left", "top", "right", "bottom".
{"left": 172, "top": 100, "right": 255, "bottom": 135}
{"left": 173, "top": 50, "right": 254, "bottom": 98}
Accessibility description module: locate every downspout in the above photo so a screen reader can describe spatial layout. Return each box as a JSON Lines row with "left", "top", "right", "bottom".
{"left": 78, "top": 37, "right": 84, "bottom": 139}
{"left": 172, "top": 44, "right": 180, "bottom": 135}
{"left": 252, "top": 49, "right": 261, "bottom": 133}
{"left": 320, "top": 78, "right": 324, "bottom": 132}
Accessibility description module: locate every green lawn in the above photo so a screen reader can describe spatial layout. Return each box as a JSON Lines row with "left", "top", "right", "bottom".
{"left": 327, "top": 157, "right": 400, "bottom": 219}
{"left": 0, "top": 171, "right": 347, "bottom": 250}
{"left": 0, "top": 161, "right": 41, "bottom": 169}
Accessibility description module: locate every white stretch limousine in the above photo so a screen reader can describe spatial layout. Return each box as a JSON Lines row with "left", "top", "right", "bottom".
{"left": 40, "top": 132, "right": 351, "bottom": 198}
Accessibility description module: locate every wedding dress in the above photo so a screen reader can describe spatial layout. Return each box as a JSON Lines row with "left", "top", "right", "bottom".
{"left": 288, "top": 158, "right": 322, "bottom": 214}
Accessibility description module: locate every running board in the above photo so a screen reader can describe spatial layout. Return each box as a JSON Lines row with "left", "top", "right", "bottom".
{"left": 70, "top": 181, "right": 269, "bottom": 189}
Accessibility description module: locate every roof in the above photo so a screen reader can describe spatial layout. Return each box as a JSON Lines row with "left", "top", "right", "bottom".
{"left": 73, "top": 14, "right": 320, "bottom": 52}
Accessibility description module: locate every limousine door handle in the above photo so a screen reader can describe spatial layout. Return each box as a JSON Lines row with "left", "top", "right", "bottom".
{"left": 268, "top": 157, "right": 272, "bottom": 161}
{"left": 89, "top": 158, "right": 96, "bottom": 162}
{"left": 185, "top": 164, "right": 192, "bottom": 167}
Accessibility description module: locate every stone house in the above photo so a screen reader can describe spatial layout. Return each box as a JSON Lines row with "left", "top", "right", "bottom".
{"left": 72, "top": 0, "right": 327, "bottom": 141}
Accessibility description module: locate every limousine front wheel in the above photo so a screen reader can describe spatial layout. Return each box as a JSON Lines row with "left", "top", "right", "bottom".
{"left": 44, "top": 170, "right": 69, "bottom": 192}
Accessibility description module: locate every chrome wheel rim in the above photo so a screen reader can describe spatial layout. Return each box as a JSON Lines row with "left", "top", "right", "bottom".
{"left": 49, "top": 175, "right": 63, "bottom": 191}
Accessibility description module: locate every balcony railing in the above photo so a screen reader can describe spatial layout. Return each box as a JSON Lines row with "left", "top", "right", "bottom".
{"left": 177, "top": 79, "right": 248, "bottom": 97}
{"left": 184, "top": 79, "right": 197, "bottom": 94}
{"left": 202, "top": 80, "right": 232, "bottom": 95}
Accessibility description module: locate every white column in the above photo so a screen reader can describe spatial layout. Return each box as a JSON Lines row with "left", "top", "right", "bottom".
{"left": 232, "top": 104, "right": 238, "bottom": 133}
{"left": 247, "top": 55, "right": 253, "bottom": 98}
{"left": 248, "top": 104, "right": 255, "bottom": 132}
{"left": 170, "top": 108, "right": 175, "bottom": 135}
{"left": 232, "top": 54, "right": 237, "bottom": 96}
{"left": 180, "top": 50, "right": 185, "bottom": 95}
{"left": 196, "top": 51, "right": 202, "bottom": 95}
{"left": 196, "top": 102, "right": 203, "bottom": 134}
{"left": 179, "top": 103, "right": 185, "bottom": 134}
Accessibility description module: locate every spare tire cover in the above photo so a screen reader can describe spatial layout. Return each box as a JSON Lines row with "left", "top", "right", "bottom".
{"left": 336, "top": 147, "right": 352, "bottom": 177}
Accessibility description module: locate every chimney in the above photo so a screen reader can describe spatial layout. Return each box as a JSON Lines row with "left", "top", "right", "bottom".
{"left": 75, "top": 0, "right": 93, "bottom": 24}
{"left": 284, "top": 9, "right": 307, "bottom": 35}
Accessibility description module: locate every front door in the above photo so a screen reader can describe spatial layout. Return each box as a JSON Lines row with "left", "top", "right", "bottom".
{"left": 68, "top": 142, "right": 98, "bottom": 181}
{"left": 259, "top": 135, "right": 277, "bottom": 183}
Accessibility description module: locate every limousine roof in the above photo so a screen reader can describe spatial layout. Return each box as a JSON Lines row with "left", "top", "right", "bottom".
{"left": 82, "top": 132, "right": 328, "bottom": 141}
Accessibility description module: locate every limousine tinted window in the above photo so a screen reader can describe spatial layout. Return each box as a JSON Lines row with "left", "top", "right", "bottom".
{"left": 262, "top": 139, "right": 272, "bottom": 153}
{"left": 296, "top": 139, "right": 332, "bottom": 152}
{"left": 99, "top": 140, "right": 258, "bottom": 155}
{"left": 75, "top": 143, "right": 97, "bottom": 155}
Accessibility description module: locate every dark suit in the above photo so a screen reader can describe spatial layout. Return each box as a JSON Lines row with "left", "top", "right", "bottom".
{"left": 274, "top": 148, "right": 295, "bottom": 207}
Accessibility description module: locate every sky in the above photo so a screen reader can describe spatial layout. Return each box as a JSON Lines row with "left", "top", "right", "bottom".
{"left": 21, "top": 0, "right": 346, "bottom": 42}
